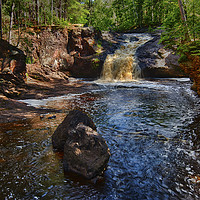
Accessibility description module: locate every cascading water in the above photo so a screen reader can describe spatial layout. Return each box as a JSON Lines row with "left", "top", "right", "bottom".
{"left": 2, "top": 33, "right": 200, "bottom": 200}
{"left": 101, "top": 34, "right": 152, "bottom": 81}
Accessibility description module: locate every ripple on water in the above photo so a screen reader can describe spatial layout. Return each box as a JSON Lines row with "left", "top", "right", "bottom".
{"left": 1, "top": 80, "right": 200, "bottom": 198}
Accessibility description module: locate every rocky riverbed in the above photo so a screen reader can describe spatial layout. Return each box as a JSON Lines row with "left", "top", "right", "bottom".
{"left": 0, "top": 27, "right": 189, "bottom": 123}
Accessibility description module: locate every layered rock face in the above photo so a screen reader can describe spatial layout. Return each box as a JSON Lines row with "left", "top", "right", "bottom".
{"left": 137, "top": 35, "right": 187, "bottom": 78}
{"left": 25, "top": 27, "right": 123, "bottom": 80}
{"left": 52, "top": 110, "right": 110, "bottom": 180}
{"left": 180, "top": 55, "right": 200, "bottom": 95}
{"left": 0, "top": 27, "right": 122, "bottom": 97}
{"left": 27, "top": 27, "right": 109, "bottom": 79}
{"left": 0, "top": 40, "right": 26, "bottom": 97}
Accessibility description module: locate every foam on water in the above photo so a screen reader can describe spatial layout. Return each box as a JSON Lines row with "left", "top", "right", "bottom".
{"left": 100, "top": 33, "right": 152, "bottom": 81}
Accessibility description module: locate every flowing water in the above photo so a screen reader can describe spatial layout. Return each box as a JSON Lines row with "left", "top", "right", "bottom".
{"left": 101, "top": 34, "right": 152, "bottom": 81}
{"left": 1, "top": 34, "right": 200, "bottom": 200}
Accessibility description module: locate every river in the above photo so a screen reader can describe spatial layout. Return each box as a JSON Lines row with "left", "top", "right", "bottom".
{"left": 1, "top": 34, "right": 200, "bottom": 200}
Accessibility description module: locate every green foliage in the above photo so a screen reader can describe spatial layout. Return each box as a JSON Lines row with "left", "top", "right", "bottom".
{"left": 1, "top": 0, "right": 200, "bottom": 59}
{"left": 160, "top": 0, "right": 200, "bottom": 61}
{"left": 178, "top": 54, "right": 188, "bottom": 63}
{"left": 1, "top": 0, "right": 89, "bottom": 38}
{"left": 177, "top": 41, "right": 200, "bottom": 62}
{"left": 88, "top": 0, "right": 114, "bottom": 31}
{"left": 92, "top": 57, "right": 100, "bottom": 69}
{"left": 26, "top": 56, "right": 33, "bottom": 64}
{"left": 53, "top": 17, "right": 69, "bottom": 28}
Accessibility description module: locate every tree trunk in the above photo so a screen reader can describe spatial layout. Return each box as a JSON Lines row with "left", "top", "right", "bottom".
{"left": 29, "top": 3, "right": 32, "bottom": 23}
{"left": 51, "top": 0, "right": 53, "bottom": 25}
{"left": 35, "top": 0, "right": 39, "bottom": 25}
{"left": 0, "top": 0, "right": 2, "bottom": 40}
{"left": 17, "top": 2, "right": 21, "bottom": 46}
{"left": 178, "top": 0, "right": 190, "bottom": 41}
{"left": 59, "top": 0, "right": 62, "bottom": 20}
{"left": 63, "top": 1, "right": 67, "bottom": 20}
{"left": 178, "top": 0, "right": 187, "bottom": 22}
{"left": 9, "top": 2, "right": 15, "bottom": 44}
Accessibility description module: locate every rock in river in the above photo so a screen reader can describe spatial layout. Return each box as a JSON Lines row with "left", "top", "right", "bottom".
{"left": 52, "top": 110, "right": 110, "bottom": 180}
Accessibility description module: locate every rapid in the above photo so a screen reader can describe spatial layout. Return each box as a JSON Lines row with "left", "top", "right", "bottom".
{"left": 1, "top": 33, "right": 200, "bottom": 200}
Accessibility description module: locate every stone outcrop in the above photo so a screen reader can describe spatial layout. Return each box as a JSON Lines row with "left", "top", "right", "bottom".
{"left": 137, "top": 35, "right": 187, "bottom": 78}
{"left": 52, "top": 109, "right": 96, "bottom": 151}
{"left": 0, "top": 40, "right": 26, "bottom": 97}
{"left": 26, "top": 27, "right": 122, "bottom": 79}
{"left": 26, "top": 64, "right": 69, "bottom": 82}
{"left": 52, "top": 110, "right": 110, "bottom": 180}
{"left": 180, "top": 55, "right": 200, "bottom": 95}
{"left": 66, "top": 27, "right": 102, "bottom": 78}
{"left": 0, "top": 27, "right": 122, "bottom": 97}
{"left": 27, "top": 27, "right": 103, "bottom": 79}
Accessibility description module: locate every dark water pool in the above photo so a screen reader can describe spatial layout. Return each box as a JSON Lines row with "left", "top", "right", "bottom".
{"left": 1, "top": 78, "right": 200, "bottom": 199}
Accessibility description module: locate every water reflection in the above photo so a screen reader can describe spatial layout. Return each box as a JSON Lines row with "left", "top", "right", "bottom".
{"left": 1, "top": 79, "right": 200, "bottom": 199}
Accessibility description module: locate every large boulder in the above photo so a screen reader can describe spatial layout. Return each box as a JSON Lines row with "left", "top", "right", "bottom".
{"left": 63, "top": 123, "right": 110, "bottom": 180}
{"left": 52, "top": 110, "right": 110, "bottom": 180}
{"left": 52, "top": 110, "right": 96, "bottom": 151}
{"left": 137, "top": 35, "right": 186, "bottom": 78}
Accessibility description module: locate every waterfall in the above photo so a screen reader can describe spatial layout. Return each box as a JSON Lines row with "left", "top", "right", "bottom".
{"left": 101, "top": 34, "right": 152, "bottom": 82}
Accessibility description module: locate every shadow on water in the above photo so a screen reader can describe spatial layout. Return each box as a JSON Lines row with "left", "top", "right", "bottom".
{"left": 1, "top": 78, "right": 200, "bottom": 199}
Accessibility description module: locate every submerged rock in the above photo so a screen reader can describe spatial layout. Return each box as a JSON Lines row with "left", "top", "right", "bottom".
{"left": 52, "top": 110, "right": 110, "bottom": 180}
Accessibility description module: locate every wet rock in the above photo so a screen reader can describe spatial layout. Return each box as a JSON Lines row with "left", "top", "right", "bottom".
{"left": 63, "top": 123, "right": 110, "bottom": 180}
{"left": 137, "top": 35, "right": 186, "bottom": 78}
{"left": 165, "top": 52, "right": 180, "bottom": 68}
{"left": 101, "top": 31, "right": 122, "bottom": 54}
{"left": 70, "top": 56, "right": 103, "bottom": 78}
{"left": 52, "top": 110, "right": 110, "bottom": 180}
{"left": 129, "top": 36, "right": 139, "bottom": 42}
{"left": 52, "top": 110, "right": 96, "bottom": 151}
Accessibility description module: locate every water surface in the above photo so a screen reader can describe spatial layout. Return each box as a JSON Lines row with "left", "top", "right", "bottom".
{"left": 1, "top": 78, "right": 200, "bottom": 199}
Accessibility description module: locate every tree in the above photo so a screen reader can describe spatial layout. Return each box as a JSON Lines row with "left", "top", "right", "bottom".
{"left": 178, "top": 0, "right": 190, "bottom": 41}
{"left": 35, "top": 0, "right": 39, "bottom": 25}
{"left": 0, "top": 0, "right": 2, "bottom": 39}
{"left": 8, "top": 1, "right": 14, "bottom": 43}
{"left": 51, "top": 0, "right": 53, "bottom": 24}
{"left": 178, "top": 0, "right": 187, "bottom": 22}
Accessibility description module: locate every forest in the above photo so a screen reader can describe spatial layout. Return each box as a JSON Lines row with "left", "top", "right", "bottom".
{"left": 1, "top": 1, "right": 200, "bottom": 199}
{"left": 0, "top": 0, "right": 200, "bottom": 45}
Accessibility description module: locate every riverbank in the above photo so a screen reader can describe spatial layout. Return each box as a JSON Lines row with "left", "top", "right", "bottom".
{"left": 0, "top": 29, "right": 194, "bottom": 123}
{"left": 0, "top": 77, "right": 92, "bottom": 123}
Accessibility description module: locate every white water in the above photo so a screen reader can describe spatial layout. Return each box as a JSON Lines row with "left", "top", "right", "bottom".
{"left": 100, "top": 33, "right": 152, "bottom": 82}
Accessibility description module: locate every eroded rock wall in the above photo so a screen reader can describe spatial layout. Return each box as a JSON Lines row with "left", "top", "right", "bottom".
{"left": 0, "top": 40, "right": 26, "bottom": 97}
{"left": 26, "top": 27, "right": 120, "bottom": 79}
{"left": 137, "top": 35, "right": 187, "bottom": 78}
